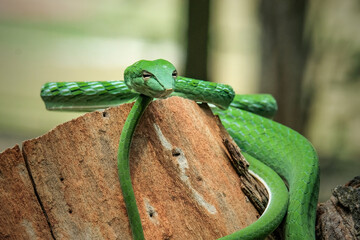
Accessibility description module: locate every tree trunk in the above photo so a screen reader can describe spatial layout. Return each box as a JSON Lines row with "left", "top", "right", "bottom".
{"left": 185, "top": 0, "right": 211, "bottom": 81}
{"left": 258, "top": 0, "right": 310, "bottom": 133}
{"left": 0, "top": 97, "right": 266, "bottom": 240}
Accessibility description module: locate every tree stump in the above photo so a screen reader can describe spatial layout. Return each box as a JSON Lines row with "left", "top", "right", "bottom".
{"left": 0, "top": 97, "right": 267, "bottom": 240}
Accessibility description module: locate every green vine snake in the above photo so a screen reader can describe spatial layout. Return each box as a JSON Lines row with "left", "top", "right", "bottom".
{"left": 41, "top": 59, "right": 319, "bottom": 239}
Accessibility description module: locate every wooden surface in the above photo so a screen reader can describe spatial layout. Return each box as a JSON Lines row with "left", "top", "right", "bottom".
{"left": 0, "top": 97, "right": 263, "bottom": 240}
{"left": 0, "top": 145, "right": 53, "bottom": 239}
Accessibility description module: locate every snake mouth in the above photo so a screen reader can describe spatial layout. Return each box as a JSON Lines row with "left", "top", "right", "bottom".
{"left": 156, "top": 88, "right": 173, "bottom": 98}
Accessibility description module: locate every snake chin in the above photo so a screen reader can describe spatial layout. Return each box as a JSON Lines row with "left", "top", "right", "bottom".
{"left": 156, "top": 88, "right": 173, "bottom": 98}
{"left": 139, "top": 87, "right": 173, "bottom": 99}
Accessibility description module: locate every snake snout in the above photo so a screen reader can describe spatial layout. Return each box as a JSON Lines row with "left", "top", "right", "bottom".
{"left": 158, "top": 88, "right": 174, "bottom": 98}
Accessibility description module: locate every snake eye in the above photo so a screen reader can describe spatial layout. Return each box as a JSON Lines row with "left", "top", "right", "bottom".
{"left": 142, "top": 71, "right": 152, "bottom": 81}
{"left": 172, "top": 70, "right": 178, "bottom": 79}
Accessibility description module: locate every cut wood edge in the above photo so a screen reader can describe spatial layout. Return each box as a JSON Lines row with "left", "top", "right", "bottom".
{"left": 1, "top": 97, "right": 270, "bottom": 239}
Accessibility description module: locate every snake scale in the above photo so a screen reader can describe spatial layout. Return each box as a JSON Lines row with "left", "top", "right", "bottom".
{"left": 41, "top": 59, "right": 319, "bottom": 239}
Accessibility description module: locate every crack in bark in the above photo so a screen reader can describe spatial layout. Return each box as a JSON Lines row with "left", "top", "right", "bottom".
{"left": 22, "top": 147, "right": 56, "bottom": 240}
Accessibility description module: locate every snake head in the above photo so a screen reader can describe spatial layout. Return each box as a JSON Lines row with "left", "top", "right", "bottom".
{"left": 124, "top": 59, "right": 177, "bottom": 98}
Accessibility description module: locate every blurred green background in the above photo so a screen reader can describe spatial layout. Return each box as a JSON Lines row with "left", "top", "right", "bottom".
{"left": 0, "top": 0, "right": 359, "bottom": 201}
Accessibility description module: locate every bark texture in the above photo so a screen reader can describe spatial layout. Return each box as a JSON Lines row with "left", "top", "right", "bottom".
{"left": 0, "top": 145, "right": 53, "bottom": 239}
{"left": 316, "top": 176, "right": 360, "bottom": 240}
{"left": 0, "top": 97, "right": 264, "bottom": 240}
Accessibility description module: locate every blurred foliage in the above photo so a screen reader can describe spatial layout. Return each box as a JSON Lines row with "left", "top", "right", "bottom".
{"left": 0, "top": 0, "right": 186, "bottom": 140}
{"left": 0, "top": 0, "right": 359, "bottom": 200}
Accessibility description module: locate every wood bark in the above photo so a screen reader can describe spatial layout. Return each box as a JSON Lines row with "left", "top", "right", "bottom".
{"left": 316, "top": 176, "right": 360, "bottom": 239}
{"left": 0, "top": 97, "right": 266, "bottom": 240}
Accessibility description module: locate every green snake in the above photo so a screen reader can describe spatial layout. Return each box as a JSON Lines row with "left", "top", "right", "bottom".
{"left": 41, "top": 59, "right": 319, "bottom": 239}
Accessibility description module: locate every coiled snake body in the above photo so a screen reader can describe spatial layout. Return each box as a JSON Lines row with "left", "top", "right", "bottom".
{"left": 41, "top": 59, "right": 319, "bottom": 239}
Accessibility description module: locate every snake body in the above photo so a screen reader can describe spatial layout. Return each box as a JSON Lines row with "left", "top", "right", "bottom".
{"left": 41, "top": 59, "right": 319, "bottom": 239}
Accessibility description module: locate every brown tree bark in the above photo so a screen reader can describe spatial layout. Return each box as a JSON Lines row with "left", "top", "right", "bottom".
{"left": 316, "top": 176, "right": 360, "bottom": 239}
{"left": 0, "top": 97, "right": 266, "bottom": 240}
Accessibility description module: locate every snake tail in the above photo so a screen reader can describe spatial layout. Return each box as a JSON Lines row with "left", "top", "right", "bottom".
{"left": 117, "top": 95, "right": 153, "bottom": 240}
